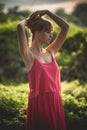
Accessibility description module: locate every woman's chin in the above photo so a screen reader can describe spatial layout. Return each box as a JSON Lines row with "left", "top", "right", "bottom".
{"left": 47, "top": 40, "right": 52, "bottom": 45}
{"left": 46, "top": 40, "right": 51, "bottom": 44}
{"left": 43, "top": 40, "right": 51, "bottom": 45}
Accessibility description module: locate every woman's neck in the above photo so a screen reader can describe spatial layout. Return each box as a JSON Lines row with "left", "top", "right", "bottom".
{"left": 31, "top": 38, "right": 44, "bottom": 54}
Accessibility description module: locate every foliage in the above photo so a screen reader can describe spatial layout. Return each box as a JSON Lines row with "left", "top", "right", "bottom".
{"left": 62, "top": 81, "right": 87, "bottom": 130}
{"left": 0, "top": 4, "right": 31, "bottom": 22}
{"left": 0, "top": 83, "right": 29, "bottom": 130}
{"left": 0, "top": 2, "right": 87, "bottom": 130}
{"left": 55, "top": 3, "right": 87, "bottom": 27}
{"left": 55, "top": 26, "right": 87, "bottom": 82}
{"left": 72, "top": 3, "right": 87, "bottom": 26}
{"left": 0, "top": 21, "right": 28, "bottom": 83}
{"left": 0, "top": 3, "right": 5, "bottom": 13}
{"left": 0, "top": 81, "right": 87, "bottom": 130}
{"left": 0, "top": 2, "right": 87, "bottom": 83}
{"left": 62, "top": 80, "right": 87, "bottom": 118}
{"left": 0, "top": 19, "right": 87, "bottom": 83}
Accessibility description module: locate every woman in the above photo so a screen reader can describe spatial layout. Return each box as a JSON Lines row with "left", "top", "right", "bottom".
{"left": 17, "top": 10, "right": 69, "bottom": 130}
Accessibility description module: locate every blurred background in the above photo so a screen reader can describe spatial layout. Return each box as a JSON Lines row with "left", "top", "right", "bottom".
{"left": 0, "top": 0, "right": 87, "bottom": 130}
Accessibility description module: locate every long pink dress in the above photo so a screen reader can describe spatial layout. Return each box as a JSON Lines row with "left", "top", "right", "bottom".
{"left": 26, "top": 55, "right": 66, "bottom": 130}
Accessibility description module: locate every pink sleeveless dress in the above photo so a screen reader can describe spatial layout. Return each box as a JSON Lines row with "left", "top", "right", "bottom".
{"left": 26, "top": 56, "right": 66, "bottom": 130}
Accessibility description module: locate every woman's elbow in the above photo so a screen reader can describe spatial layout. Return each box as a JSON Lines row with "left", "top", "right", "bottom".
{"left": 62, "top": 24, "right": 69, "bottom": 32}
{"left": 65, "top": 23, "right": 69, "bottom": 30}
{"left": 17, "top": 23, "right": 23, "bottom": 31}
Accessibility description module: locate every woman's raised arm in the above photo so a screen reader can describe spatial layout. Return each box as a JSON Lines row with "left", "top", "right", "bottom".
{"left": 31, "top": 10, "right": 69, "bottom": 55}
{"left": 46, "top": 10, "right": 69, "bottom": 55}
{"left": 17, "top": 19, "right": 28, "bottom": 56}
{"left": 17, "top": 19, "right": 34, "bottom": 70}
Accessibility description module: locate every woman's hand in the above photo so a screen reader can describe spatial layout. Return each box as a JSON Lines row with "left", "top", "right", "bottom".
{"left": 26, "top": 10, "right": 49, "bottom": 27}
{"left": 29, "top": 10, "right": 49, "bottom": 20}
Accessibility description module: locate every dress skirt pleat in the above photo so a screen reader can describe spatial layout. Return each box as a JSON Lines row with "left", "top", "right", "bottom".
{"left": 26, "top": 92, "right": 66, "bottom": 130}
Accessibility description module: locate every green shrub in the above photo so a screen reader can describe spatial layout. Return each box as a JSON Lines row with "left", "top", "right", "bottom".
{"left": 0, "top": 83, "right": 29, "bottom": 130}
{"left": 0, "top": 81, "right": 87, "bottom": 130}
{"left": 62, "top": 81, "right": 87, "bottom": 130}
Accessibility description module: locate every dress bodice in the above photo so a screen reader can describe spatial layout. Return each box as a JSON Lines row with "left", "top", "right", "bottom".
{"left": 28, "top": 56, "right": 61, "bottom": 99}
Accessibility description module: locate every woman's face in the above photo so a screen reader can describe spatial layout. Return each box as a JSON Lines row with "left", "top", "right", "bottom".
{"left": 39, "top": 30, "right": 53, "bottom": 44}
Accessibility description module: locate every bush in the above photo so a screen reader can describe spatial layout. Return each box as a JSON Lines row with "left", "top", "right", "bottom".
{"left": 62, "top": 81, "right": 87, "bottom": 130}
{"left": 56, "top": 29, "right": 87, "bottom": 81}
{"left": 0, "top": 81, "right": 87, "bottom": 130}
{"left": 0, "top": 83, "right": 29, "bottom": 130}
{"left": 0, "top": 21, "right": 28, "bottom": 83}
{"left": 72, "top": 3, "right": 87, "bottom": 26}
